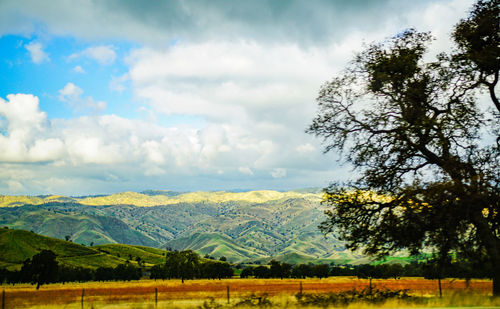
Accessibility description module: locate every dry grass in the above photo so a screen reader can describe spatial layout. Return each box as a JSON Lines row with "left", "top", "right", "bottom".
{"left": 0, "top": 277, "right": 494, "bottom": 308}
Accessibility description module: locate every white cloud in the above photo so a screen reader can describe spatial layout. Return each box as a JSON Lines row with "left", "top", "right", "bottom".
{"left": 59, "top": 82, "right": 83, "bottom": 99}
{"left": 0, "top": 94, "right": 63, "bottom": 162}
{"left": 69, "top": 45, "right": 116, "bottom": 65}
{"left": 0, "top": 93, "right": 344, "bottom": 194}
{"left": 73, "top": 65, "right": 85, "bottom": 73}
{"left": 109, "top": 73, "right": 129, "bottom": 92}
{"left": 7, "top": 180, "right": 24, "bottom": 192}
{"left": 296, "top": 143, "right": 316, "bottom": 155}
{"left": 25, "top": 42, "right": 49, "bottom": 64}
{"left": 271, "top": 168, "right": 287, "bottom": 179}
{"left": 123, "top": 40, "right": 360, "bottom": 175}
{"left": 238, "top": 167, "right": 254, "bottom": 176}
{"left": 127, "top": 41, "right": 348, "bottom": 125}
{"left": 58, "top": 82, "right": 106, "bottom": 114}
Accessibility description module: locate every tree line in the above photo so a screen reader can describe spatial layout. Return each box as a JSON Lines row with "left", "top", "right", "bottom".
{"left": 0, "top": 249, "right": 233, "bottom": 288}
{"left": 0, "top": 250, "right": 142, "bottom": 289}
{"left": 239, "top": 259, "right": 490, "bottom": 281}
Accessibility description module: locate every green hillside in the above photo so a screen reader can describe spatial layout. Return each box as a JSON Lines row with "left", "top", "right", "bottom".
{"left": 0, "top": 228, "right": 126, "bottom": 270}
{"left": 166, "top": 232, "right": 268, "bottom": 262}
{"left": 0, "top": 205, "right": 159, "bottom": 247}
{"left": 95, "top": 244, "right": 166, "bottom": 265}
{"left": 0, "top": 228, "right": 168, "bottom": 271}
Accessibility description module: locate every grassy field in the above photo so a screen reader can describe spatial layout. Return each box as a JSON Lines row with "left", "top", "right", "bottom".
{"left": 0, "top": 277, "right": 496, "bottom": 308}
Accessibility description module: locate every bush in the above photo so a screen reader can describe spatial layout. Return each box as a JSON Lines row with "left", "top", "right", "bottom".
{"left": 296, "top": 288, "right": 412, "bottom": 308}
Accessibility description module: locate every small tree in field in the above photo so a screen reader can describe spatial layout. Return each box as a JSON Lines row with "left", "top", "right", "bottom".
{"left": 308, "top": 0, "right": 499, "bottom": 295}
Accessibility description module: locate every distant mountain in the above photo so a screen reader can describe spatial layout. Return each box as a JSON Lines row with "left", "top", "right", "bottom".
{"left": 166, "top": 232, "right": 268, "bottom": 261}
{"left": 0, "top": 204, "right": 158, "bottom": 247}
{"left": 0, "top": 190, "right": 362, "bottom": 264}
{"left": 0, "top": 189, "right": 322, "bottom": 207}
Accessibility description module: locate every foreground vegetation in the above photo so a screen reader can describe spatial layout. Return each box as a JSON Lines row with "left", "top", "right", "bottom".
{"left": 0, "top": 278, "right": 494, "bottom": 308}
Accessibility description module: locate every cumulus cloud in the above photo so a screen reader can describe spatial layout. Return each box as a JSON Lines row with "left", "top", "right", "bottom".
{"left": 0, "top": 94, "right": 63, "bottom": 162}
{"left": 25, "top": 42, "right": 49, "bottom": 64}
{"left": 73, "top": 65, "right": 85, "bottom": 73}
{"left": 58, "top": 82, "right": 106, "bottom": 114}
{"left": 69, "top": 45, "right": 116, "bottom": 65}
{"left": 0, "top": 92, "right": 340, "bottom": 194}
{"left": 123, "top": 40, "right": 360, "bottom": 176}
{"left": 126, "top": 41, "right": 346, "bottom": 125}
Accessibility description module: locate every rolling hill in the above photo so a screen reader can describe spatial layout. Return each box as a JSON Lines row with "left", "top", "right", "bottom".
{"left": 0, "top": 189, "right": 362, "bottom": 264}
{"left": 0, "top": 228, "right": 147, "bottom": 270}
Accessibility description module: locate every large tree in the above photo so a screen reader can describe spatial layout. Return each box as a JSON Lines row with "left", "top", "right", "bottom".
{"left": 21, "top": 250, "right": 59, "bottom": 289}
{"left": 308, "top": 0, "right": 499, "bottom": 295}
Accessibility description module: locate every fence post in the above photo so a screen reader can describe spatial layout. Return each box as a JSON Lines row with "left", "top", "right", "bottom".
{"left": 438, "top": 278, "right": 442, "bottom": 298}
{"left": 81, "top": 288, "right": 84, "bottom": 309}
{"left": 299, "top": 281, "right": 303, "bottom": 295}
{"left": 2, "top": 290, "right": 5, "bottom": 309}
{"left": 227, "top": 285, "right": 230, "bottom": 304}
{"left": 155, "top": 288, "right": 158, "bottom": 307}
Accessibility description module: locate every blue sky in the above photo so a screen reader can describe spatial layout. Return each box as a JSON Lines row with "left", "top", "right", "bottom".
{"left": 0, "top": 0, "right": 476, "bottom": 195}
{"left": 0, "top": 36, "right": 135, "bottom": 119}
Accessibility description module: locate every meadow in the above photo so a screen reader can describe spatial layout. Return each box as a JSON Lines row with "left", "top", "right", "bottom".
{"left": 0, "top": 277, "right": 496, "bottom": 309}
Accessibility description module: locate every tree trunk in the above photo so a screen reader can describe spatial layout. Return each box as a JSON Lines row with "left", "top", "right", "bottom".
{"left": 471, "top": 211, "right": 500, "bottom": 297}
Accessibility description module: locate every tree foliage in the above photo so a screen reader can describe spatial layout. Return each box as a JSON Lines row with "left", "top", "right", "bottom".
{"left": 20, "top": 250, "right": 59, "bottom": 289}
{"left": 307, "top": 0, "right": 499, "bottom": 295}
{"left": 150, "top": 250, "right": 233, "bottom": 281}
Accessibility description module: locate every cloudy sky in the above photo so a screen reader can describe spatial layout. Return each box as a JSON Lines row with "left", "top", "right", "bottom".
{"left": 0, "top": 0, "right": 476, "bottom": 195}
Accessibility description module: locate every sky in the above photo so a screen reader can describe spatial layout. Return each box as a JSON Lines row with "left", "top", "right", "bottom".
{"left": 0, "top": 0, "right": 476, "bottom": 195}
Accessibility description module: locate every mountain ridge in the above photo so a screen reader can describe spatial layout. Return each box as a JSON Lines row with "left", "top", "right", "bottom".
{"left": 0, "top": 189, "right": 323, "bottom": 207}
{"left": 0, "top": 189, "right": 361, "bottom": 264}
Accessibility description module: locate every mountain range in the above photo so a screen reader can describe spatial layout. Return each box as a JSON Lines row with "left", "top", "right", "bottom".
{"left": 0, "top": 189, "right": 365, "bottom": 264}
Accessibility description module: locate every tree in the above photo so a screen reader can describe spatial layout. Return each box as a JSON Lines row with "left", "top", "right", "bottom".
{"left": 253, "top": 265, "right": 270, "bottom": 278}
{"left": 165, "top": 250, "right": 200, "bottom": 283}
{"left": 452, "top": 0, "right": 500, "bottom": 112}
{"left": 421, "top": 256, "right": 451, "bottom": 298}
{"left": 150, "top": 264, "right": 166, "bottom": 280}
{"left": 199, "top": 260, "right": 233, "bottom": 280}
{"left": 240, "top": 267, "right": 254, "bottom": 278}
{"left": 312, "top": 264, "right": 330, "bottom": 279}
{"left": 21, "top": 250, "right": 59, "bottom": 289}
{"left": 307, "top": 0, "right": 499, "bottom": 295}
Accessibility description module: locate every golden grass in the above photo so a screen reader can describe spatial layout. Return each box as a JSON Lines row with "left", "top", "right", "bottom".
{"left": 0, "top": 277, "right": 494, "bottom": 308}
